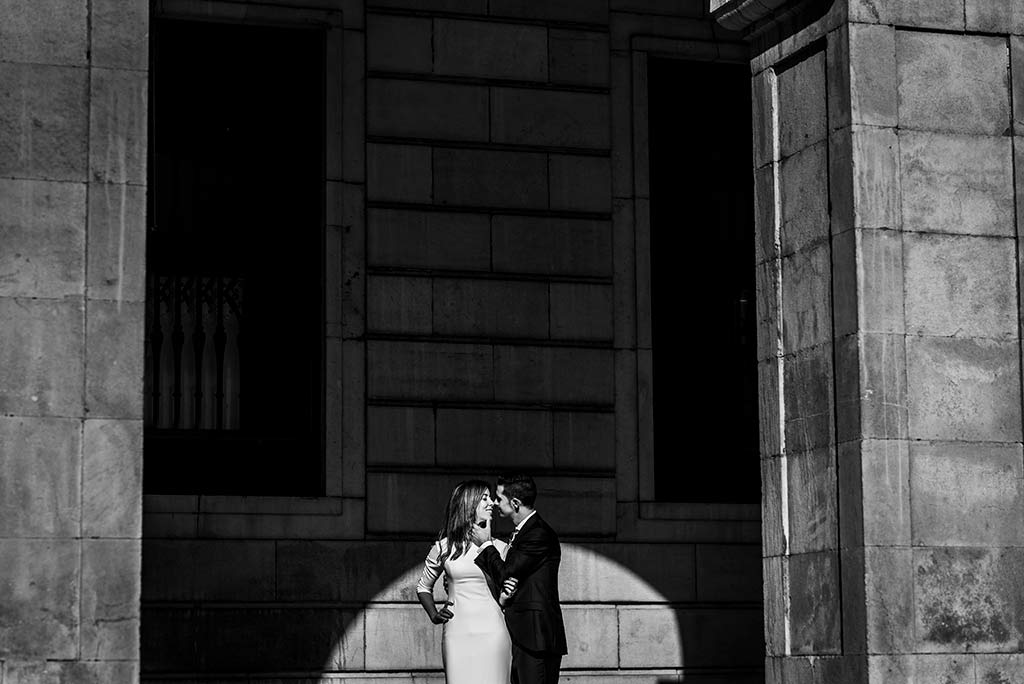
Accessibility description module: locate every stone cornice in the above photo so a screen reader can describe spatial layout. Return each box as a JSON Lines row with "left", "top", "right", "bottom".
{"left": 710, "top": 0, "right": 792, "bottom": 32}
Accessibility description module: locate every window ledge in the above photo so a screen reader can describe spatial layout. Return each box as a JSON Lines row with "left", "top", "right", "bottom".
{"left": 639, "top": 502, "right": 759, "bottom": 521}
{"left": 144, "top": 494, "right": 343, "bottom": 516}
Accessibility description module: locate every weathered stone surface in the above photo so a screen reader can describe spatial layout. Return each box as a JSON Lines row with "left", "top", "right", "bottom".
{"left": 553, "top": 411, "right": 614, "bottom": 471}
{"left": 905, "top": 233, "right": 1017, "bottom": 338}
{"left": 142, "top": 539, "right": 276, "bottom": 601}
{"left": 762, "top": 556, "right": 787, "bottom": 655}
{"left": 782, "top": 245, "right": 832, "bottom": 353}
{"left": 85, "top": 299, "right": 144, "bottom": 419}
{"left": 621, "top": 606, "right": 763, "bottom": 668}
{"left": 910, "top": 441, "right": 1024, "bottom": 546}
{"left": 0, "top": 0, "right": 87, "bottom": 66}
{"left": 0, "top": 539, "right": 79, "bottom": 659}
{"left": 975, "top": 654, "right": 1024, "bottom": 684}
{"left": 4, "top": 661, "right": 138, "bottom": 684}
{"left": 696, "top": 545, "right": 762, "bottom": 602}
{"left": 549, "top": 30, "right": 608, "bottom": 87}
{"left": 91, "top": 0, "right": 148, "bottom": 70}
{"left": 433, "top": 148, "right": 547, "bottom": 209}
{"left": 550, "top": 283, "right": 612, "bottom": 341}
{"left": 367, "top": 144, "right": 432, "bottom": 203}
{"left": 366, "top": 15, "right": 431, "bottom": 73}
{"left": 493, "top": 345, "right": 614, "bottom": 404}
{"left": 752, "top": 69, "right": 775, "bottom": 170}
{"left": 866, "top": 546, "right": 915, "bottom": 653}
{"left": 491, "top": 88, "right": 609, "bottom": 148}
{"left": 561, "top": 542, "right": 696, "bottom": 602}
{"left": 342, "top": 30, "right": 366, "bottom": 185}
{"left": 758, "top": 360, "right": 782, "bottom": 457}
{"left": 0, "top": 63, "right": 88, "bottom": 181}
{"left": 857, "top": 332, "right": 908, "bottom": 440}
{"left": 847, "top": 128, "right": 900, "bottom": 232}
{"left": 753, "top": 165, "right": 776, "bottom": 264}
{"left": 967, "top": 0, "right": 1024, "bottom": 32}
{"left": 781, "top": 141, "right": 829, "bottom": 254}
{"left": 0, "top": 297, "right": 83, "bottom": 416}
{"left": 778, "top": 49, "right": 827, "bottom": 158}
{"left": 276, "top": 540, "right": 435, "bottom": 602}
{"left": 1016, "top": 38, "right": 1024, "bottom": 135}
{"left": 367, "top": 472, "right": 615, "bottom": 535}
{"left": 81, "top": 539, "right": 140, "bottom": 659}
{"left": 755, "top": 260, "right": 779, "bottom": 363}
{"left": 787, "top": 448, "right": 838, "bottom": 554}
{"left": 761, "top": 457, "right": 785, "bottom": 556}
{"left": 87, "top": 182, "right": 146, "bottom": 302}
{"left": 367, "top": 406, "right": 435, "bottom": 466}
{"left": 367, "top": 79, "right": 488, "bottom": 141}
{"left": 894, "top": 0, "right": 965, "bottom": 28}
{"left": 365, "top": 605, "right": 439, "bottom": 669}
{"left": 371, "top": 0, "right": 484, "bottom": 12}
{"left": 368, "top": 209, "right": 490, "bottom": 271}
{"left": 842, "top": 439, "right": 910, "bottom": 546}
{"left": 841, "top": 547, "right": 867, "bottom": 654}
{"left": 858, "top": 228, "right": 904, "bottom": 333}
{"left": 562, "top": 606, "right": 618, "bottom": 668}
{"left": 897, "top": 32, "right": 1008, "bottom": 134}
{"left": 89, "top": 67, "right": 147, "bottom": 184}
{"left": 435, "top": 408, "right": 553, "bottom": 468}
{"left": 868, "top": 654, "right": 974, "bottom": 684}
{"left": 848, "top": 23, "right": 897, "bottom": 127}
{"left": 433, "top": 278, "right": 549, "bottom": 338}
{"left": 789, "top": 551, "right": 841, "bottom": 654}
{"left": 367, "top": 341, "right": 493, "bottom": 401}
{"left": 433, "top": 20, "right": 547, "bottom": 81}
{"left": 0, "top": 178, "right": 85, "bottom": 299}
{"left": 782, "top": 348, "right": 831, "bottom": 448}
{"left": 549, "top": 154, "right": 612, "bottom": 213}
{"left": 492, "top": 216, "right": 611, "bottom": 277}
{"left": 914, "top": 547, "right": 1024, "bottom": 652}
{"left": 900, "top": 132, "right": 1013, "bottom": 236}
{"left": 906, "top": 336, "right": 1021, "bottom": 442}
{"left": 188, "top": 607, "right": 361, "bottom": 671}
{"left": 491, "top": 0, "right": 608, "bottom": 22}
{"left": 0, "top": 415, "right": 79, "bottom": 537}
{"left": 82, "top": 418, "right": 140, "bottom": 538}
{"left": 367, "top": 275, "right": 432, "bottom": 334}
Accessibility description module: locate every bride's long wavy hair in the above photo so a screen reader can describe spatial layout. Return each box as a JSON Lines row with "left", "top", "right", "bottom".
{"left": 437, "top": 480, "right": 491, "bottom": 563}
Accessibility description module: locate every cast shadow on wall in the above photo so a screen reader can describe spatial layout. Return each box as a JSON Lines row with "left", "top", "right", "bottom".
{"left": 141, "top": 539, "right": 763, "bottom": 683}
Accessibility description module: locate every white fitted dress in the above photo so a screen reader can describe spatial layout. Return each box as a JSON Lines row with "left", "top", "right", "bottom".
{"left": 417, "top": 538, "right": 512, "bottom": 684}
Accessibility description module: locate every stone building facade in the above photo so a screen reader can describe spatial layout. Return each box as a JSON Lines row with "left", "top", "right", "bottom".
{"left": 2, "top": 0, "right": 1023, "bottom": 682}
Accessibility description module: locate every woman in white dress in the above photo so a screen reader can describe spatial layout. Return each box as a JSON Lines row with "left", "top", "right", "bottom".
{"left": 417, "top": 480, "right": 513, "bottom": 684}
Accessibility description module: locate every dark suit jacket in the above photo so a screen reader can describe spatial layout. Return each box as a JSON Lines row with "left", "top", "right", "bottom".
{"left": 475, "top": 513, "right": 568, "bottom": 656}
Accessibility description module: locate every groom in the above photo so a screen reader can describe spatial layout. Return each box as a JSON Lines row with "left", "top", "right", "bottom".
{"left": 473, "top": 473, "right": 567, "bottom": 684}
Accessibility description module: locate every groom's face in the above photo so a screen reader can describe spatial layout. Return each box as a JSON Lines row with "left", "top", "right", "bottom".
{"left": 494, "top": 485, "right": 515, "bottom": 518}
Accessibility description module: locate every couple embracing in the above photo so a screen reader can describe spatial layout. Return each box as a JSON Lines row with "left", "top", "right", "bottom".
{"left": 416, "top": 474, "right": 567, "bottom": 684}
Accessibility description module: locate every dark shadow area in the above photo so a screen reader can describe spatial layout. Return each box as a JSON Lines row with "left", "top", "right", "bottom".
{"left": 144, "top": 19, "right": 325, "bottom": 495}
{"left": 648, "top": 57, "right": 759, "bottom": 504}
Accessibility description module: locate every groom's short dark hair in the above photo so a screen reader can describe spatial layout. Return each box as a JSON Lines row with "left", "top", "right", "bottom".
{"left": 498, "top": 473, "right": 536, "bottom": 507}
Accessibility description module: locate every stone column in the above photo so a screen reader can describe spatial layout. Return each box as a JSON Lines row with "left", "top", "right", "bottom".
{"left": 0, "top": 1, "right": 147, "bottom": 681}
{"left": 720, "top": 0, "right": 1024, "bottom": 680}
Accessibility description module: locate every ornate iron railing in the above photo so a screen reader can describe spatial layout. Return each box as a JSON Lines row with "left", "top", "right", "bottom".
{"left": 145, "top": 275, "right": 244, "bottom": 430}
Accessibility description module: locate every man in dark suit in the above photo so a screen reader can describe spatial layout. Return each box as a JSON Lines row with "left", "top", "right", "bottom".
{"left": 473, "top": 474, "right": 567, "bottom": 684}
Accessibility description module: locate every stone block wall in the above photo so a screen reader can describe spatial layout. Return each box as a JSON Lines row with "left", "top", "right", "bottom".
{"left": 747, "top": 0, "right": 1024, "bottom": 680}
{"left": 140, "top": 0, "right": 763, "bottom": 682}
{"left": 0, "top": 0, "right": 148, "bottom": 682}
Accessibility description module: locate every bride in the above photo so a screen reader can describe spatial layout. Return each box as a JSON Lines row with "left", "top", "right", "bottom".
{"left": 416, "top": 480, "right": 514, "bottom": 684}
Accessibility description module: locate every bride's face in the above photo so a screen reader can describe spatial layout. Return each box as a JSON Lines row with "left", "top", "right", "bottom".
{"left": 475, "top": 490, "right": 494, "bottom": 522}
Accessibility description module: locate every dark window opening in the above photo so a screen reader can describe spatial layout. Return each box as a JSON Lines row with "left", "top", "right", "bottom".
{"left": 145, "top": 18, "right": 325, "bottom": 495}
{"left": 648, "top": 57, "right": 759, "bottom": 503}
